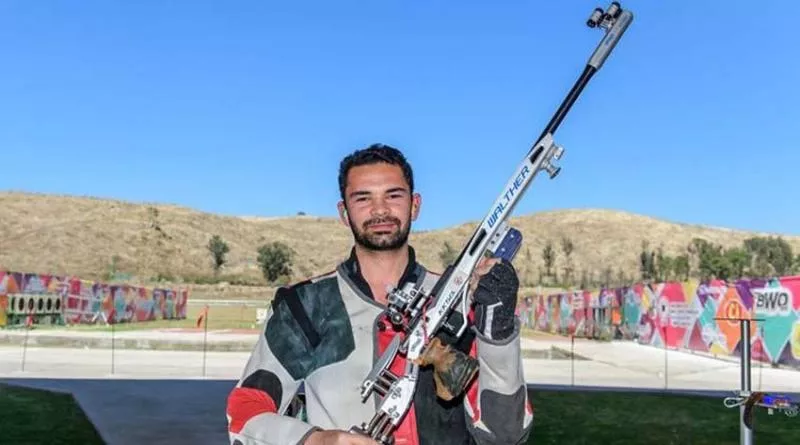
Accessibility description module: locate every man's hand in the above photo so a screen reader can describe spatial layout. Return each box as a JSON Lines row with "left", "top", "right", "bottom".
{"left": 469, "top": 257, "right": 519, "bottom": 341}
{"left": 303, "top": 430, "right": 380, "bottom": 445}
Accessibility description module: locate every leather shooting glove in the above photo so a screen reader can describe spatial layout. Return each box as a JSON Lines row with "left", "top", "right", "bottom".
{"left": 471, "top": 258, "right": 519, "bottom": 341}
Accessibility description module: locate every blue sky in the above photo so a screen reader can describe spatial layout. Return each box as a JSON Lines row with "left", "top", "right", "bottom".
{"left": 1, "top": 1, "right": 798, "bottom": 235}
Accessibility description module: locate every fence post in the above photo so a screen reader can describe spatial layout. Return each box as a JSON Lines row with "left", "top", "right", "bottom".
{"left": 21, "top": 314, "right": 32, "bottom": 371}
{"left": 570, "top": 334, "right": 575, "bottom": 386}
{"left": 663, "top": 326, "right": 668, "bottom": 390}
{"left": 111, "top": 321, "right": 115, "bottom": 374}
{"left": 202, "top": 305, "right": 209, "bottom": 377}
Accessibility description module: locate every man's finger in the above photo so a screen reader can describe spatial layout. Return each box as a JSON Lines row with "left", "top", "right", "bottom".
{"left": 468, "top": 257, "right": 501, "bottom": 295}
{"left": 353, "top": 437, "right": 380, "bottom": 445}
{"left": 477, "top": 257, "right": 500, "bottom": 275}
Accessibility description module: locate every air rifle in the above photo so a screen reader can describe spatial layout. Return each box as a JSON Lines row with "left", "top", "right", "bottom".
{"left": 724, "top": 391, "right": 800, "bottom": 429}
{"left": 349, "top": 3, "right": 634, "bottom": 443}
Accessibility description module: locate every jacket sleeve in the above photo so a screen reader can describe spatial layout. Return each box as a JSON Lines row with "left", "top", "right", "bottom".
{"left": 463, "top": 318, "right": 534, "bottom": 445}
{"left": 226, "top": 288, "right": 322, "bottom": 445}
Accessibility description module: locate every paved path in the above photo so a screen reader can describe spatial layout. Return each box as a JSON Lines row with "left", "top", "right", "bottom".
{"left": 0, "top": 327, "right": 258, "bottom": 351}
{"left": 521, "top": 338, "right": 800, "bottom": 393}
{"left": 4, "top": 335, "right": 796, "bottom": 392}
{"left": 2, "top": 332, "right": 799, "bottom": 445}
{"left": 0, "top": 346, "right": 251, "bottom": 379}
{"left": 2, "top": 378, "right": 234, "bottom": 445}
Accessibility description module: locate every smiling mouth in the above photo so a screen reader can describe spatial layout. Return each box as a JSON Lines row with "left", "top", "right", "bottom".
{"left": 366, "top": 221, "right": 399, "bottom": 233}
{"left": 368, "top": 223, "right": 396, "bottom": 232}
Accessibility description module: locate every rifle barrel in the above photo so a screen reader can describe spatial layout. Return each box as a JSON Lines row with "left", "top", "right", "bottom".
{"left": 539, "top": 65, "right": 597, "bottom": 141}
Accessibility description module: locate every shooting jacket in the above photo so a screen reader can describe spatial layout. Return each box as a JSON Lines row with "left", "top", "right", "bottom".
{"left": 227, "top": 246, "right": 533, "bottom": 445}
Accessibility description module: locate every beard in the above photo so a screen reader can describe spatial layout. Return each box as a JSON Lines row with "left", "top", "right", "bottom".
{"left": 349, "top": 213, "right": 411, "bottom": 251}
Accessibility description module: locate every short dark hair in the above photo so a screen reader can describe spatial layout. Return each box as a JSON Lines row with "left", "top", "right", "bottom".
{"left": 338, "top": 143, "right": 415, "bottom": 201}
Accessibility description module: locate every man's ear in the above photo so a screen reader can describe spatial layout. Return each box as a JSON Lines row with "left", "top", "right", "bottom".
{"left": 411, "top": 192, "right": 422, "bottom": 221}
{"left": 337, "top": 201, "right": 350, "bottom": 227}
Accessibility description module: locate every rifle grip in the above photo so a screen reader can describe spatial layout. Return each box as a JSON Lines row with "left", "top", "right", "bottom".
{"left": 418, "top": 337, "right": 479, "bottom": 401}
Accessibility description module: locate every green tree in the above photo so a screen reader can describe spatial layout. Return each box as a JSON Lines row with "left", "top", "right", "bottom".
{"left": 579, "top": 269, "right": 589, "bottom": 290}
{"left": 688, "top": 238, "right": 710, "bottom": 279}
{"left": 689, "top": 238, "right": 715, "bottom": 279}
{"left": 724, "top": 247, "right": 751, "bottom": 279}
{"left": 674, "top": 254, "right": 690, "bottom": 281}
{"left": 639, "top": 241, "right": 656, "bottom": 280}
{"left": 692, "top": 240, "right": 754, "bottom": 281}
{"left": 257, "top": 241, "right": 295, "bottom": 282}
{"left": 743, "top": 236, "right": 794, "bottom": 277}
{"left": 603, "top": 266, "right": 613, "bottom": 287}
{"left": 439, "top": 241, "right": 458, "bottom": 269}
{"left": 659, "top": 254, "right": 674, "bottom": 282}
{"left": 697, "top": 241, "right": 726, "bottom": 280}
{"left": 751, "top": 255, "right": 772, "bottom": 278}
{"left": 207, "top": 235, "right": 230, "bottom": 276}
{"left": 561, "top": 236, "right": 574, "bottom": 285}
{"left": 522, "top": 247, "right": 534, "bottom": 286}
{"left": 542, "top": 241, "right": 556, "bottom": 279}
{"left": 103, "top": 254, "right": 123, "bottom": 281}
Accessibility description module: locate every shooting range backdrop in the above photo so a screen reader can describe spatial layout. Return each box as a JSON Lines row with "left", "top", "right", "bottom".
{"left": 530, "top": 275, "right": 800, "bottom": 370}
{"left": 0, "top": 270, "right": 189, "bottom": 327}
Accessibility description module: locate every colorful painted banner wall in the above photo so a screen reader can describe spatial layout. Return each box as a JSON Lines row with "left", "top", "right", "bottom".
{"left": 529, "top": 275, "right": 800, "bottom": 369}
{"left": 0, "top": 270, "right": 189, "bottom": 326}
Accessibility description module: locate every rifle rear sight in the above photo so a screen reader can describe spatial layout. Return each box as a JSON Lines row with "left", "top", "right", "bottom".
{"left": 386, "top": 281, "right": 425, "bottom": 331}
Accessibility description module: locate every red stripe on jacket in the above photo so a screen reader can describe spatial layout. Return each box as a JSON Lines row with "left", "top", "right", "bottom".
{"left": 227, "top": 387, "right": 278, "bottom": 434}
{"left": 376, "top": 315, "right": 420, "bottom": 445}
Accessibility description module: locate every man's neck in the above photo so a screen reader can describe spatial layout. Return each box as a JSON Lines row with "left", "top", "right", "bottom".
{"left": 354, "top": 244, "right": 410, "bottom": 305}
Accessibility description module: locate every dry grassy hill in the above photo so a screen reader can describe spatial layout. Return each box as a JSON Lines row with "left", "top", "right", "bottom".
{"left": 2, "top": 191, "right": 799, "bottom": 294}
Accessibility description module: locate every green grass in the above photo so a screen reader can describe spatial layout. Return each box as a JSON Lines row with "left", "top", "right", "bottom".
{"left": 527, "top": 389, "right": 799, "bottom": 445}
{"left": 31, "top": 304, "right": 261, "bottom": 332}
{"left": 3, "top": 383, "right": 798, "bottom": 444}
{"left": 0, "top": 383, "right": 105, "bottom": 445}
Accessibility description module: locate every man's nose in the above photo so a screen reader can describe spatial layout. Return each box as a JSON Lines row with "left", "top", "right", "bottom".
{"left": 370, "top": 198, "right": 390, "bottom": 215}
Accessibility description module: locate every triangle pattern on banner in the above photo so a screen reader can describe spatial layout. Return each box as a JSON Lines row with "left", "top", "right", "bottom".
{"left": 750, "top": 336, "right": 770, "bottom": 363}
{"left": 778, "top": 340, "right": 800, "bottom": 368}
{"left": 686, "top": 320, "right": 709, "bottom": 353}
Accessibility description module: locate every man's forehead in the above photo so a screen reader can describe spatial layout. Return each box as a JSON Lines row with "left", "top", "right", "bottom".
{"left": 346, "top": 164, "right": 409, "bottom": 190}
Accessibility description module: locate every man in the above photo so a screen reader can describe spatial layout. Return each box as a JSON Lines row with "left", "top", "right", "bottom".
{"left": 227, "top": 144, "right": 533, "bottom": 445}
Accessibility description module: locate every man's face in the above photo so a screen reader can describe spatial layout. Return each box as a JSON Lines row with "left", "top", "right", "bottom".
{"left": 338, "top": 162, "right": 421, "bottom": 251}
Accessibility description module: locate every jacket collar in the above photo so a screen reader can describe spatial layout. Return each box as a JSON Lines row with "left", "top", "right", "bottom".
{"left": 342, "top": 245, "right": 420, "bottom": 301}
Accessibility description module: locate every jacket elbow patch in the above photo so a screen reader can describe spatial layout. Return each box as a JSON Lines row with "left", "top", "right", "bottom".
{"left": 227, "top": 372, "right": 282, "bottom": 434}
{"left": 471, "top": 386, "right": 530, "bottom": 444}
{"left": 242, "top": 369, "right": 284, "bottom": 409}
